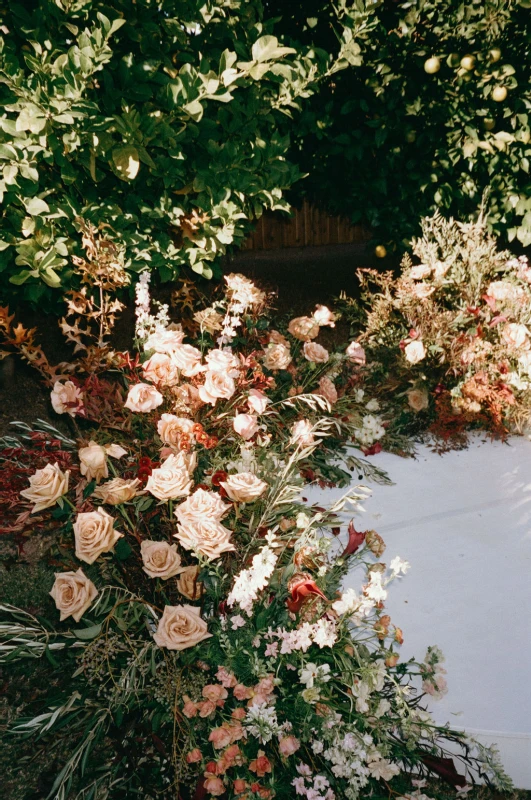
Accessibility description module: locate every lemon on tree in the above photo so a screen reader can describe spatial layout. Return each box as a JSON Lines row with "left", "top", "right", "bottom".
{"left": 424, "top": 57, "right": 440, "bottom": 74}
{"left": 483, "top": 118, "right": 496, "bottom": 130}
{"left": 492, "top": 86, "right": 507, "bottom": 102}
{"left": 488, "top": 48, "right": 502, "bottom": 63}
{"left": 375, "top": 245, "right": 387, "bottom": 258}
{"left": 460, "top": 55, "right": 476, "bottom": 71}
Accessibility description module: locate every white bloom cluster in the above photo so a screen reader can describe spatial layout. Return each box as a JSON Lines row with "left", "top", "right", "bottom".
{"left": 332, "top": 588, "right": 374, "bottom": 622}
{"left": 134, "top": 272, "right": 170, "bottom": 342}
{"left": 299, "top": 662, "right": 331, "bottom": 689}
{"left": 292, "top": 762, "right": 335, "bottom": 800}
{"left": 244, "top": 704, "right": 281, "bottom": 744}
{"left": 264, "top": 619, "right": 338, "bottom": 655}
{"left": 227, "top": 533, "right": 278, "bottom": 614}
{"left": 217, "top": 273, "right": 265, "bottom": 346}
{"left": 353, "top": 414, "right": 386, "bottom": 448}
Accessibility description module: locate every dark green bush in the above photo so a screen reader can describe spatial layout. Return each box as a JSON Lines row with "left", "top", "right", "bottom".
{"left": 277, "top": 0, "right": 531, "bottom": 251}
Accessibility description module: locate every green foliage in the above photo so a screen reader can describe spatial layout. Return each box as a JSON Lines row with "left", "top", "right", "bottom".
{"left": 0, "top": 0, "right": 364, "bottom": 309}
{"left": 277, "top": 0, "right": 531, "bottom": 249}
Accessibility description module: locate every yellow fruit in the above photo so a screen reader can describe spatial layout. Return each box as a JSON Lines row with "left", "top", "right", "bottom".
{"left": 405, "top": 130, "right": 417, "bottom": 143}
{"left": 492, "top": 85, "right": 507, "bottom": 102}
{"left": 375, "top": 245, "right": 387, "bottom": 259}
{"left": 489, "top": 47, "right": 502, "bottom": 63}
{"left": 424, "top": 57, "right": 441, "bottom": 74}
{"left": 460, "top": 55, "right": 476, "bottom": 71}
{"left": 483, "top": 118, "right": 496, "bottom": 130}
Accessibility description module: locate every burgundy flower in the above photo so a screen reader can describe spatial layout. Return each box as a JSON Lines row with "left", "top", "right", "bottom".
{"left": 287, "top": 579, "right": 327, "bottom": 613}
{"left": 342, "top": 520, "right": 366, "bottom": 556}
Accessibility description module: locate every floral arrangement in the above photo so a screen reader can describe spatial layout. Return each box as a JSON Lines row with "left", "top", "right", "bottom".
{"left": 0, "top": 230, "right": 511, "bottom": 799}
{"left": 342, "top": 212, "right": 531, "bottom": 447}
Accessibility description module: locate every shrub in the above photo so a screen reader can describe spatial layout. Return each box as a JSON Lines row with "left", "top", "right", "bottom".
{"left": 279, "top": 0, "right": 531, "bottom": 250}
{"left": 0, "top": 0, "right": 364, "bottom": 309}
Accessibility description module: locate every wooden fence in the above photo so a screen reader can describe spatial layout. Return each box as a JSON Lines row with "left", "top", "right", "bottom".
{"left": 242, "top": 199, "right": 369, "bottom": 251}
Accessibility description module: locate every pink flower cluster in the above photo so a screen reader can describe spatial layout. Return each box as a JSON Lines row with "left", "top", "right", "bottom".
{"left": 293, "top": 762, "right": 335, "bottom": 800}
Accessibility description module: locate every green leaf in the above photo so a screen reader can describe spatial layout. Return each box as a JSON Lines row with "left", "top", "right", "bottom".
{"left": 25, "top": 197, "right": 50, "bottom": 216}
{"left": 73, "top": 623, "right": 103, "bottom": 640}
{"left": 114, "top": 538, "right": 133, "bottom": 561}
{"left": 251, "top": 36, "right": 296, "bottom": 63}
{"left": 9, "top": 270, "right": 32, "bottom": 285}
{"left": 112, "top": 145, "right": 140, "bottom": 181}
{"left": 0, "top": 144, "right": 17, "bottom": 160}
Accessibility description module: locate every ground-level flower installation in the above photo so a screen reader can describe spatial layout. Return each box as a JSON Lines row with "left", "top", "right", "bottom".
{"left": 0, "top": 228, "right": 512, "bottom": 798}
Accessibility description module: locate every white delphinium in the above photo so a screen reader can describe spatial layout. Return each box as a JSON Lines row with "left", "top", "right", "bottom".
{"left": 134, "top": 271, "right": 170, "bottom": 343}
{"left": 227, "top": 533, "right": 278, "bottom": 614}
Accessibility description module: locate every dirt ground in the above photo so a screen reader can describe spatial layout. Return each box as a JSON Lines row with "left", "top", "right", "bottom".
{"left": 0, "top": 242, "right": 390, "bottom": 437}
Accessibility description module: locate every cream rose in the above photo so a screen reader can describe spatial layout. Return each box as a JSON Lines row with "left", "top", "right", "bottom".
{"left": 404, "top": 340, "right": 426, "bottom": 364}
{"left": 177, "top": 565, "right": 203, "bottom": 600}
{"left": 175, "top": 519, "right": 235, "bottom": 561}
{"left": 153, "top": 604, "right": 212, "bottom": 651}
{"left": 233, "top": 413, "right": 258, "bottom": 440}
{"left": 20, "top": 462, "right": 69, "bottom": 513}
{"left": 291, "top": 419, "right": 314, "bottom": 447}
{"left": 346, "top": 341, "right": 366, "bottom": 365}
{"left": 144, "top": 328, "right": 185, "bottom": 354}
{"left": 263, "top": 342, "right": 292, "bottom": 371}
{"left": 171, "top": 344, "right": 204, "bottom": 377}
{"left": 49, "top": 568, "right": 98, "bottom": 622}
{"left": 141, "top": 540, "right": 185, "bottom": 580}
{"left": 50, "top": 381, "right": 83, "bottom": 416}
{"left": 247, "top": 389, "right": 269, "bottom": 415}
{"left": 312, "top": 305, "right": 336, "bottom": 327}
{"left": 205, "top": 348, "right": 240, "bottom": 376}
{"left": 157, "top": 414, "right": 195, "bottom": 446}
{"left": 92, "top": 477, "right": 142, "bottom": 505}
{"left": 220, "top": 472, "right": 267, "bottom": 503}
{"left": 269, "top": 330, "right": 290, "bottom": 347}
{"left": 198, "top": 371, "right": 236, "bottom": 405}
{"left": 79, "top": 441, "right": 108, "bottom": 483}
{"left": 407, "top": 388, "right": 430, "bottom": 412}
{"left": 142, "top": 352, "right": 180, "bottom": 387}
{"left": 303, "top": 341, "right": 329, "bottom": 363}
{"left": 318, "top": 376, "right": 338, "bottom": 405}
{"left": 146, "top": 453, "right": 193, "bottom": 501}
{"left": 225, "top": 273, "right": 265, "bottom": 306}
{"left": 124, "top": 383, "right": 163, "bottom": 413}
{"left": 502, "top": 323, "right": 530, "bottom": 351}
{"left": 175, "top": 488, "right": 229, "bottom": 525}
{"left": 73, "top": 507, "right": 123, "bottom": 564}
{"left": 287, "top": 316, "right": 320, "bottom": 341}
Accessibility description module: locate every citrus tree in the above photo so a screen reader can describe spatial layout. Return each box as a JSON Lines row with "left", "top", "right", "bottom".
{"left": 279, "top": 0, "right": 531, "bottom": 253}
{"left": 0, "top": 0, "right": 369, "bottom": 308}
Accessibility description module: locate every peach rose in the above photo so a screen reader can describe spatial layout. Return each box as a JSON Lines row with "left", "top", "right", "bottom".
{"left": 313, "top": 305, "right": 336, "bottom": 327}
{"left": 233, "top": 414, "right": 258, "bottom": 440}
{"left": 288, "top": 316, "right": 320, "bottom": 341}
{"left": 157, "top": 414, "right": 195, "bottom": 446}
{"left": 20, "top": 462, "right": 69, "bottom": 513}
{"left": 407, "top": 388, "right": 429, "bottom": 412}
{"left": 203, "top": 684, "right": 229, "bottom": 703}
{"left": 186, "top": 749, "right": 203, "bottom": 764}
{"left": 175, "top": 519, "right": 235, "bottom": 561}
{"left": 303, "top": 341, "right": 329, "bottom": 363}
{"left": 247, "top": 389, "right": 269, "bottom": 415}
{"left": 234, "top": 779, "right": 247, "bottom": 794}
{"left": 502, "top": 322, "right": 530, "bottom": 351}
{"left": 50, "top": 380, "right": 83, "bottom": 416}
{"left": 205, "top": 348, "right": 240, "bottom": 376}
{"left": 269, "top": 329, "right": 289, "bottom": 347}
{"left": 144, "top": 327, "right": 185, "bottom": 354}
{"left": 153, "top": 604, "right": 212, "bottom": 650}
{"left": 141, "top": 539, "right": 185, "bottom": 580}
{"left": 92, "top": 477, "right": 142, "bottom": 505}
{"left": 279, "top": 735, "right": 300, "bottom": 757}
{"left": 79, "top": 441, "right": 108, "bottom": 483}
{"left": 73, "top": 507, "right": 123, "bottom": 564}
{"left": 220, "top": 472, "right": 267, "bottom": 503}
{"left": 171, "top": 344, "right": 204, "bottom": 377}
{"left": 404, "top": 340, "right": 426, "bottom": 364}
{"left": 175, "top": 488, "right": 229, "bottom": 524}
{"left": 146, "top": 453, "right": 193, "bottom": 501}
{"left": 209, "top": 726, "right": 232, "bottom": 750}
{"left": 290, "top": 419, "right": 314, "bottom": 447}
{"left": 49, "top": 568, "right": 98, "bottom": 622}
{"left": 318, "top": 376, "right": 338, "bottom": 405}
{"left": 203, "top": 776, "right": 225, "bottom": 797}
{"left": 124, "top": 383, "right": 163, "bottom": 413}
{"left": 142, "top": 352, "right": 180, "bottom": 387}
{"left": 263, "top": 342, "right": 292, "bottom": 371}
{"left": 346, "top": 341, "right": 366, "bottom": 365}
{"left": 177, "top": 565, "right": 204, "bottom": 600}
{"left": 249, "top": 752, "right": 272, "bottom": 777}
{"left": 199, "top": 371, "right": 236, "bottom": 405}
